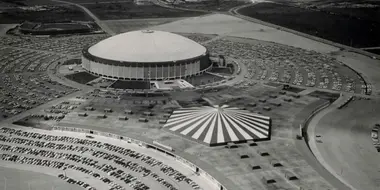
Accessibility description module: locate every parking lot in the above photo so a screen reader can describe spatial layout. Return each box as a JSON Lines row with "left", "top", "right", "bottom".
{"left": 0, "top": 34, "right": 112, "bottom": 121}
{"left": 0, "top": 34, "right": 108, "bottom": 56}
{"left": 0, "top": 127, "right": 213, "bottom": 190}
{"left": 0, "top": 73, "right": 77, "bottom": 120}
{"left": 204, "top": 36, "right": 368, "bottom": 94}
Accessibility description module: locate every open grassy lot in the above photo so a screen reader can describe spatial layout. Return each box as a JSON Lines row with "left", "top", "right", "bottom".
{"left": 366, "top": 49, "right": 380, "bottom": 55}
{"left": 238, "top": 2, "right": 380, "bottom": 48}
{"left": 84, "top": 2, "right": 206, "bottom": 20}
{"left": 65, "top": 71, "right": 98, "bottom": 84}
{"left": 0, "top": 5, "right": 92, "bottom": 24}
{"left": 0, "top": 0, "right": 63, "bottom": 6}
{"left": 175, "top": 0, "right": 250, "bottom": 11}
{"left": 104, "top": 17, "right": 183, "bottom": 34}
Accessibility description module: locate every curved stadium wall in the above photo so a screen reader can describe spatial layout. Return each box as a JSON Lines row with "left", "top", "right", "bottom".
{"left": 81, "top": 46, "right": 212, "bottom": 80}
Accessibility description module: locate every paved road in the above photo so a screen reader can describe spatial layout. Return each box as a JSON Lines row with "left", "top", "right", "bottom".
{"left": 51, "top": 0, "right": 116, "bottom": 35}
{"left": 0, "top": 165, "right": 83, "bottom": 190}
{"left": 287, "top": 99, "right": 347, "bottom": 190}
{"left": 360, "top": 47, "right": 380, "bottom": 50}
{"left": 307, "top": 95, "right": 358, "bottom": 190}
{"left": 307, "top": 98, "right": 380, "bottom": 190}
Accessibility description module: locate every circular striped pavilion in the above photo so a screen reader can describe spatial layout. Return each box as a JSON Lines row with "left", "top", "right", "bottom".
{"left": 163, "top": 105, "right": 271, "bottom": 146}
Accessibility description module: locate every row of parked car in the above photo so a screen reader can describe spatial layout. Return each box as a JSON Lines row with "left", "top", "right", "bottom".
{"left": 0, "top": 127, "right": 202, "bottom": 190}
{"left": 205, "top": 38, "right": 367, "bottom": 94}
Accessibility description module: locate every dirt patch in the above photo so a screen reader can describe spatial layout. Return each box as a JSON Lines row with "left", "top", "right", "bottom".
{"left": 238, "top": 2, "right": 380, "bottom": 48}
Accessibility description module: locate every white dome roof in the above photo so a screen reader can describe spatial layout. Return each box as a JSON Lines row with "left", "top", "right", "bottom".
{"left": 88, "top": 30, "right": 207, "bottom": 63}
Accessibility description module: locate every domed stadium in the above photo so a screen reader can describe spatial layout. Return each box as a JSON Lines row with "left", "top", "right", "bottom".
{"left": 81, "top": 30, "right": 211, "bottom": 80}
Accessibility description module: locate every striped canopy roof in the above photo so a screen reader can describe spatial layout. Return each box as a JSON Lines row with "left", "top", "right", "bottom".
{"left": 163, "top": 105, "right": 271, "bottom": 146}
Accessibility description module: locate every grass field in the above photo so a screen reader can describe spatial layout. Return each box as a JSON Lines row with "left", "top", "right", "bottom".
{"left": 110, "top": 80, "right": 151, "bottom": 89}
{"left": 237, "top": 2, "right": 380, "bottom": 48}
{"left": 84, "top": 2, "right": 206, "bottom": 20}
{"left": 0, "top": 5, "right": 92, "bottom": 24}
{"left": 65, "top": 71, "right": 98, "bottom": 84}
{"left": 0, "top": 0, "right": 63, "bottom": 6}
{"left": 104, "top": 18, "right": 183, "bottom": 34}
{"left": 366, "top": 49, "right": 380, "bottom": 55}
{"left": 175, "top": 0, "right": 250, "bottom": 11}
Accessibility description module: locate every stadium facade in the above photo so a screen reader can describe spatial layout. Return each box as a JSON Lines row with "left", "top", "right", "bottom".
{"left": 82, "top": 30, "right": 211, "bottom": 80}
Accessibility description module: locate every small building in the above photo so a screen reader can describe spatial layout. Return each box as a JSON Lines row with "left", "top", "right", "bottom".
{"left": 283, "top": 97, "right": 292, "bottom": 102}
{"left": 159, "top": 119, "right": 167, "bottom": 124}
{"left": 238, "top": 152, "right": 249, "bottom": 159}
{"left": 257, "top": 150, "right": 270, "bottom": 156}
{"left": 269, "top": 94, "right": 277, "bottom": 98}
{"left": 270, "top": 159, "right": 283, "bottom": 167}
{"left": 139, "top": 117, "right": 148, "bottom": 122}
{"left": 118, "top": 116, "right": 128, "bottom": 120}
{"left": 284, "top": 171, "right": 298, "bottom": 181}
{"left": 249, "top": 163, "right": 261, "bottom": 170}
{"left": 78, "top": 113, "right": 87, "bottom": 117}
{"left": 225, "top": 142, "right": 238, "bottom": 149}
{"left": 248, "top": 102, "right": 256, "bottom": 107}
{"left": 259, "top": 98, "right": 266, "bottom": 103}
{"left": 124, "top": 110, "right": 133, "bottom": 114}
{"left": 85, "top": 106, "right": 94, "bottom": 111}
{"left": 262, "top": 177, "right": 276, "bottom": 184}
{"left": 163, "top": 113, "right": 171, "bottom": 118}
{"left": 279, "top": 91, "right": 286, "bottom": 95}
{"left": 143, "top": 111, "right": 153, "bottom": 116}
{"left": 270, "top": 102, "right": 281, "bottom": 107}
{"left": 263, "top": 106, "right": 271, "bottom": 111}
{"left": 97, "top": 114, "right": 107, "bottom": 119}
{"left": 104, "top": 108, "right": 112, "bottom": 113}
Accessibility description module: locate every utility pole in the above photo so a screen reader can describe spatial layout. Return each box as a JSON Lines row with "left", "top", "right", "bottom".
{"left": 4, "top": 177, "right": 6, "bottom": 190}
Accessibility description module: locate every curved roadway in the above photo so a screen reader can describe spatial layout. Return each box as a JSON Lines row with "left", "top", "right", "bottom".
{"left": 307, "top": 97, "right": 380, "bottom": 190}
{"left": 307, "top": 95, "right": 357, "bottom": 190}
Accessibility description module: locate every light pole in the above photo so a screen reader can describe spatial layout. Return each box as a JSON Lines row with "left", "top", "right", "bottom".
{"left": 4, "top": 176, "right": 6, "bottom": 190}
